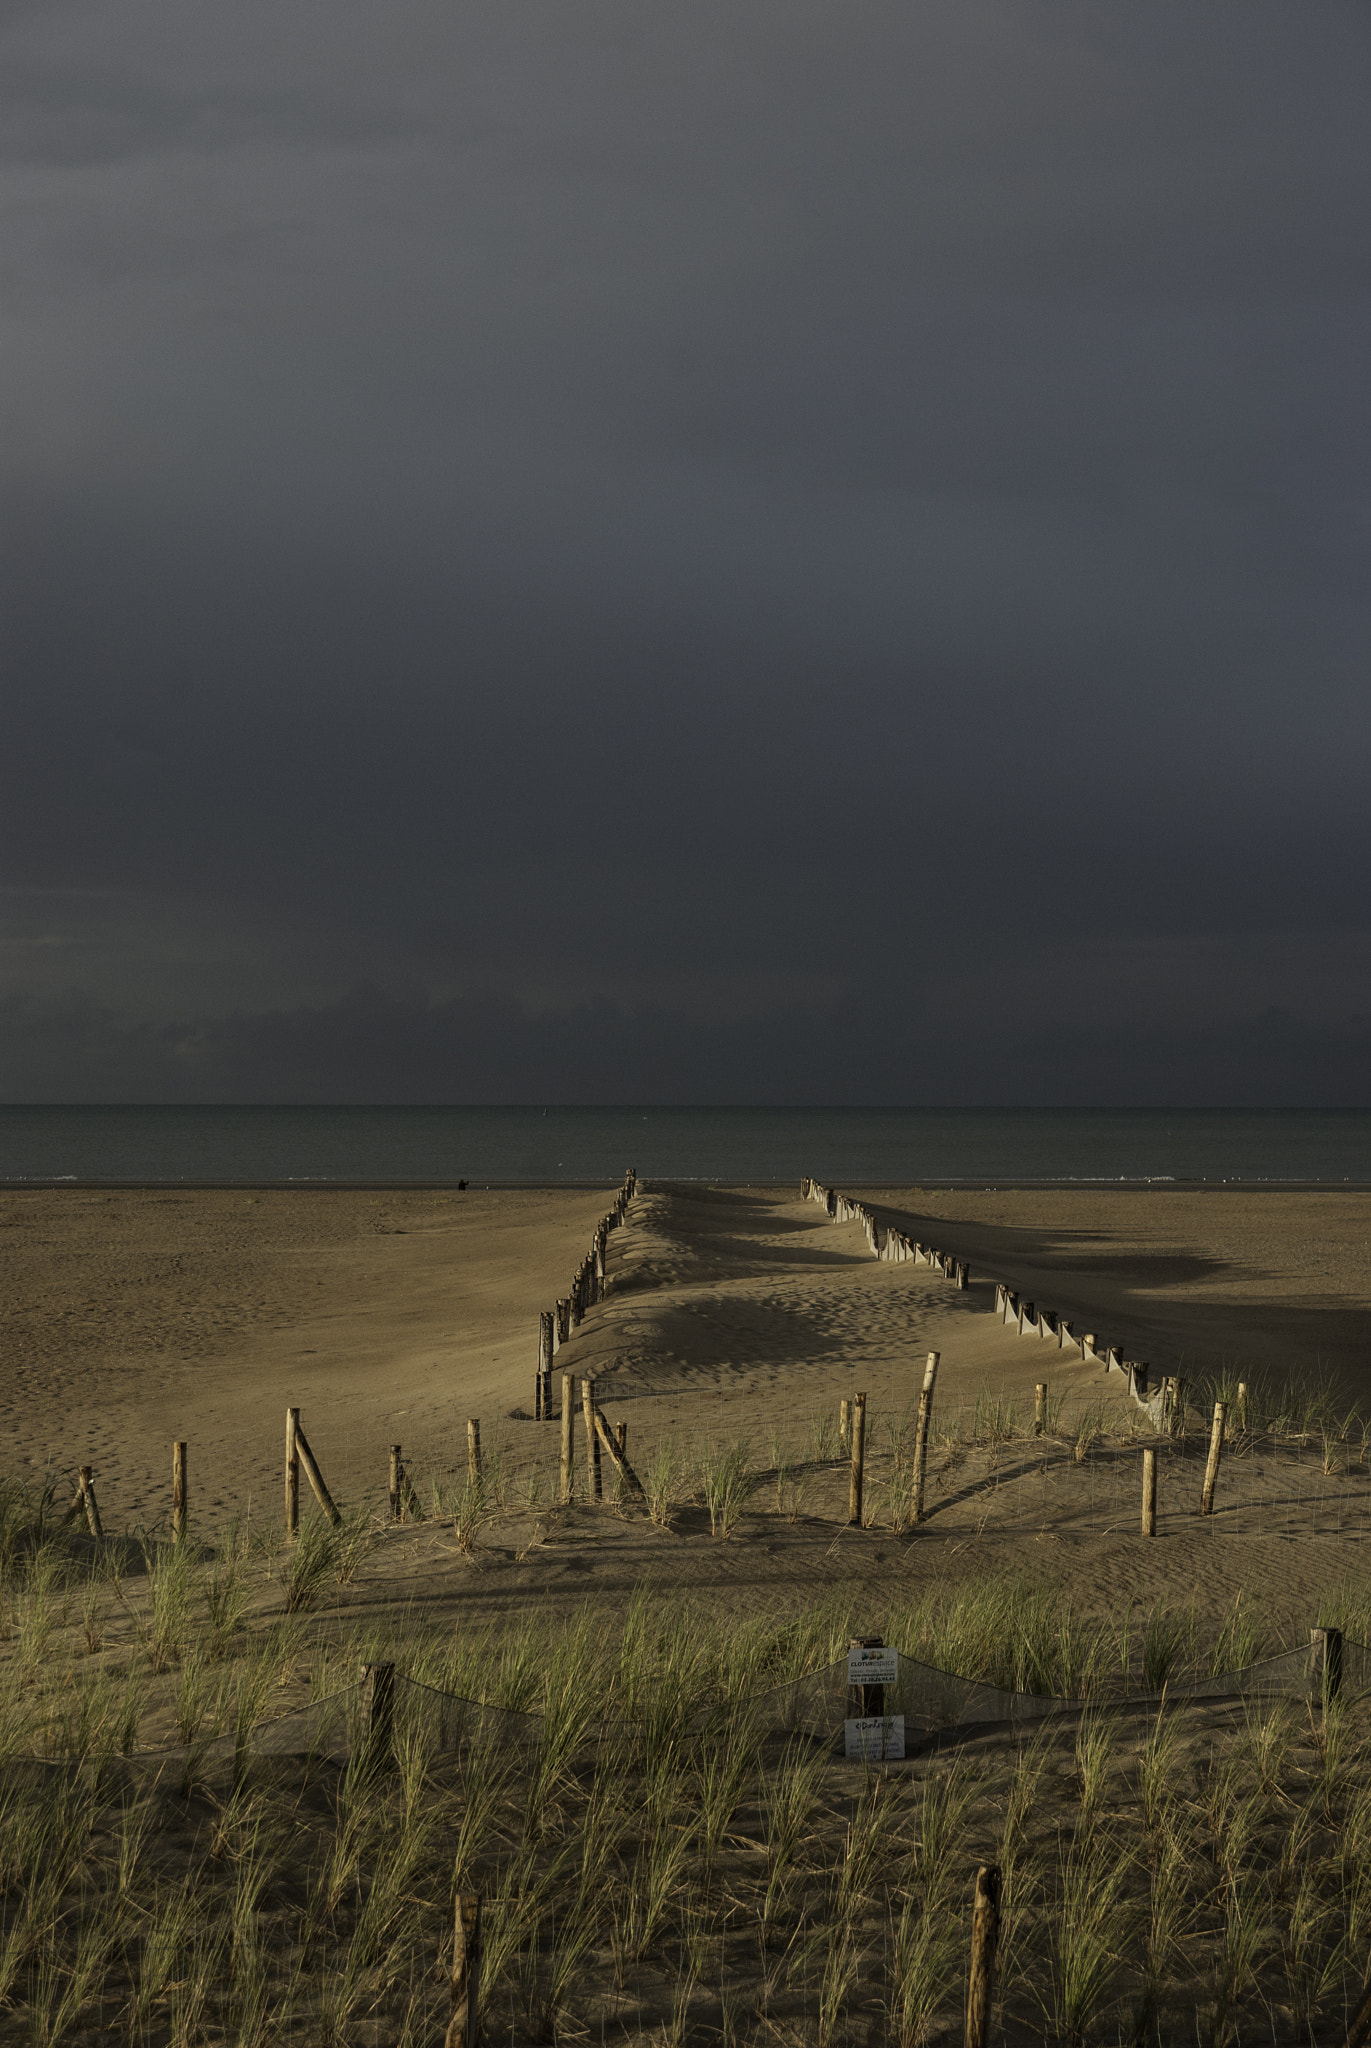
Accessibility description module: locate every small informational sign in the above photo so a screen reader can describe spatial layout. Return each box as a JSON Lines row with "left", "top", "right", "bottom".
{"left": 844, "top": 1715, "right": 906, "bottom": 1762}
{"left": 847, "top": 1644, "right": 899, "bottom": 1687}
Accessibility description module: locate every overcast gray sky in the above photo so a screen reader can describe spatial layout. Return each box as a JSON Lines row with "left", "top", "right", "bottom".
{"left": 2, "top": 0, "right": 1368, "bottom": 1103}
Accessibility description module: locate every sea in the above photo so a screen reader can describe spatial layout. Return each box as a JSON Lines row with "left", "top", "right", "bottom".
{"left": 1, "top": 1106, "right": 1370, "bottom": 1185}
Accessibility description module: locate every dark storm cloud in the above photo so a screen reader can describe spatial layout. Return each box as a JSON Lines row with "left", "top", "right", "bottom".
{"left": 1, "top": 0, "right": 1368, "bottom": 1101}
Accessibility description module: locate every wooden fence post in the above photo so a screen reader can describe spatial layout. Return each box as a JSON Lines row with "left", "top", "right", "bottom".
{"left": 582, "top": 1378, "right": 601, "bottom": 1502}
{"left": 1310, "top": 1626, "right": 1344, "bottom": 1709}
{"left": 911, "top": 1352, "right": 940, "bottom": 1525}
{"left": 1200, "top": 1402, "right": 1226, "bottom": 1516}
{"left": 1141, "top": 1447, "right": 1157, "bottom": 1538}
{"left": 537, "top": 1312, "right": 553, "bottom": 1420}
{"left": 285, "top": 1407, "right": 300, "bottom": 1540}
{"left": 445, "top": 1894, "right": 481, "bottom": 2048}
{"left": 467, "top": 1419, "right": 482, "bottom": 1490}
{"left": 360, "top": 1660, "right": 395, "bottom": 1769}
{"left": 965, "top": 1864, "right": 1001, "bottom": 2048}
{"left": 172, "top": 1441, "right": 187, "bottom": 1545}
{"left": 293, "top": 1416, "right": 341, "bottom": 1526}
{"left": 390, "top": 1444, "right": 402, "bottom": 1522}
{"left": 1236, "top": 1381, "right": 1248, "bottom": 1430}
{"left": 560, "top": 1374, "right": 575, "bottom": 1504}
{"left": 849, "top": 1392, "right": 867, "bottom": 1527}
{"left": 1034, "top": 1384, "right": 1047, "bottom": 1437}
{"left": 77, "top": 1466, "right": 104, "bottom": 1543}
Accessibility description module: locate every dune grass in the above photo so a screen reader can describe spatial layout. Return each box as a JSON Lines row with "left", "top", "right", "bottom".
{"left": 0, "top": 1471, "right": 1368, "bottom": 2046}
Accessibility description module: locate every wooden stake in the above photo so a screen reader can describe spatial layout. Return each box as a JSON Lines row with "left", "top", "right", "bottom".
{"left": 592, "top": 1406, "right": 644, "bottom": 1501}
{"left": 1034, "top": 1383, "right": 1047, "bottom": 1436}
{"left": 293, "top": 1418, "right": 341, "bottom": 1526}
{"left": 1237, "top": 1381, "right": 1248, "bottom": 1430}
{"left": 538, "top": 1311, "right": 553, "bottom": 1421}
{"left": 848, "top": 1391, "right": 866, "bottom": 1527}
{"left": 445, "top": 1894, "right": 481, "bottom": 2048}
{"left": 390, "top": 1444, "right": 402, "bottom": 1522}
{"left": 77, "top": 1466, "right": 104, "bottom": 1542}
{"left": 172, "top": 1441, "right": 187, "bottom": 1545}
{"left": 467, "top": 1418, "right": 482, "bottom": 1490}
{"left": 965, "top": 1864, "right": 1001, "bottom": 2048}
{"left": 582, "top": 1378, "right": 601, "bottom": 1502}
{"left": 360, "top": 1660, "right": 395, "bottom": 1768}
{"left": 1310, "top": 1626, "right": 1344, "bottom": 1708}
{"left": 1200, "top": 1401, "right": 1227, "bottom": 1516}
{"left": 911, "top": 1352, "right": 940, "bottom": 1525}
{"left": 560, "top": 1374, "right": 575, "bottom": 1504}
{"left": 1141, "top": 1447, "right": 1157, "bottom": 1537}
{"left": 285, "top": 1407, "right": 300, "bottom": 1539}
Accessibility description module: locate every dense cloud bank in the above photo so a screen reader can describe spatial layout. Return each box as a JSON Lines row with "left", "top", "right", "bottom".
{"left": 2, "top": 0, "right": 1368, "bottom": 1102}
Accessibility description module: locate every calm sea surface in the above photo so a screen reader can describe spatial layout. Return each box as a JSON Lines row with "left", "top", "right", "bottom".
{"left": 2, "top": 1106, "right": 1370, "bottom": 1184}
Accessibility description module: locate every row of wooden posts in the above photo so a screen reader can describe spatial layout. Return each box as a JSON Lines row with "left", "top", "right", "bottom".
{"left": 534, "top": 1169, "right": 638, "bottom": 1420}
{"left": 802, "top": 1178, "right": 970, "bottom": 1286}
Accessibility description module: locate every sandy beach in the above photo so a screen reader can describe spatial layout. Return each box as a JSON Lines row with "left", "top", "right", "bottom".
{"left": 4, "top": 1177, "right": 1370, "bottom": 1650}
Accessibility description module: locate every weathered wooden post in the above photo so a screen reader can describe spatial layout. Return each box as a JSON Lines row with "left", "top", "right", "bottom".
{"left": 537, "top": 1311, "right": 553, "bottom": 1420}
{"left": 445, "top": 1894, "right": 481, "bottom": 2048}
{"left": 615, "top": 1421, "right": 628, "bottom": 1502}
{"left": 849, "top": 1392, "right": 867, "bottom": 1527}
{"left": 1034, "top": 1383, "right": 1047, "bottom": 1436}
{"left": 360, "top": 1660, "right": 395, "bottom": 1770}
{"left": 293, "top": 1416, "right": 341, "bottom": 1525}
{"left": 1200, "top": 1402, "right": 1226, "bottom": 1516}
{"left": 467, "top": 1419, "right": 482, "bottom": 1490}
{"left": 1310, "top": 1626, "right": 1343, "bottom": 1709}
{"left": 911, "top": 1352, "right": 940, "bottom": 1525}
{"left": 594, "top": 1233, "right": 606, "bottom": 1300}
{"left": 556, "top": 1298, "right": 571, "bottom": 1346}
{"left": 1141, "top": 1447, "right": 1157, "bottom": 1538}
{"left": 582, "top": 1377, "right": 601, "bottom": 1502}
{"left": 1236, "top": 1381, "right": 1248, "bottom": 1430}
{"left": 285, "top": 1407, "right": 300, "bottom": 1539}
{"left": 78, "top": 1466, "right": 104, "bottom": 1542}
{"left": 560, "top": 1374, "right": 575, "bottom": 1504}
{"left": 965, "top": 1864, "right": 1001, "bottom": 2048}
{"left": 389, "top": 1444, "right": 402, "bottom": 1522}
{"left": 172, "top": 1441, "right": 187, "bottom": 1545}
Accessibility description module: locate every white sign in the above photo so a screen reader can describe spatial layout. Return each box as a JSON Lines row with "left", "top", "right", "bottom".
{"left": 844, "top": 1715, "right": 906, "bottom": 1762}
{"left": 847, "top": 1644, "right": 899, "bottom": 1687}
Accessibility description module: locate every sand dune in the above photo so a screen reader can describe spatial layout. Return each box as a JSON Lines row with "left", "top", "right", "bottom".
{"left": 4, "top": 1177, "right": 1370, "bottom": 1653}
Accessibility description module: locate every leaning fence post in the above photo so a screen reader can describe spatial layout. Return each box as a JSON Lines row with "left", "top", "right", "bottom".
{"left": 360, "top": 1660, "right": 395, "bottom": 1770}
{"left": 285, "top": 1408, "right": 300, "bottom": 1540}
{"left": 172, "top": 1441, "right": 187, "bottom": 1545}
{"left": 560, "top": 1374, "right": 575, "bottom": 1503}
{"left": 1034, "top": 1383, "right": 1047, "bottom": 1437}
{"left": 1200, "top": 1402, "right": 1227, "bottom": 1516}
{"left": 1310, "top": 1626, "right": 1344, "bottom": 1709}
{"left": 582, "top": 1377, "right": 602, "bottom": 1502}
{"left": 78, "top": 1466, "right": 104, "bottom": 1543}
{"left": 445, "top": 1894, "right": 482, "bottom": 2048}
{"left": 965, "top": 1864, "right": 1001, "bottom": 2048}
{"left": 848, "top": 1392, "right": 867, "bottom": 1527}
{"left": 1141, "top": 1447, "right": 1157, "bottom": 1537}
{"left": 911, "top": 1352, "right": 940, "bottom": 1525}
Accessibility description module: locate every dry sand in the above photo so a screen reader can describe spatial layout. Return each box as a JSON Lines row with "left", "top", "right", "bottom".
{"left": 3, "top": 1178, "right": 1371, "bottom": 1649}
